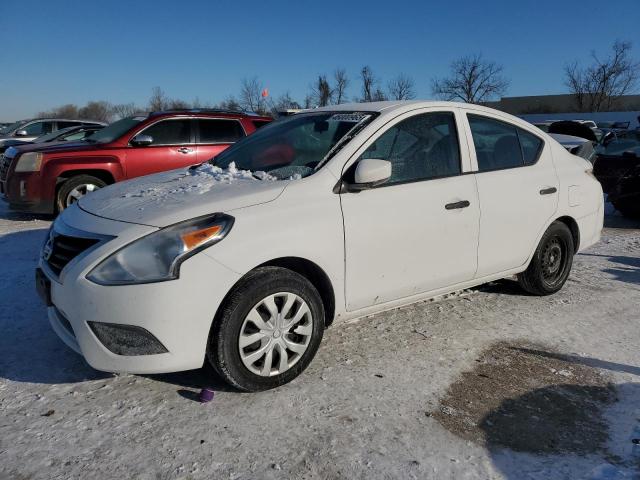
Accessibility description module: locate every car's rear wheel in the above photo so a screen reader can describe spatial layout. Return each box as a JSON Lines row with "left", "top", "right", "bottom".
{"left": 518, "top": 221, "right": 575, "bottom": 295}
{"left": 56, "top": 175, "right": 107, "bottom": 211}
{"left": 207, "top": 267, "right": 324, "bottom": 392}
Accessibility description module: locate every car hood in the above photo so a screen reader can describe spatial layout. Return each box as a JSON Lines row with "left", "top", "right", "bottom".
{"left": 78, "top": 164, "right": 287, "bottom": 228}
{"left": 8, "top": 140, "right": 98, "bottom": 155}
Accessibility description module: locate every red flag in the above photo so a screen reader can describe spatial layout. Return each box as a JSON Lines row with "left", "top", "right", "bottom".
{"left": 261, "top": 88, "right": 269, "bottom": 98}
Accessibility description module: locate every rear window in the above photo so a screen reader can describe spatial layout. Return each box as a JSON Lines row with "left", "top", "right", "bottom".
{"left": 468, "top": 114, "right": 544, "bottom": 171}
{"left": 197, "top": 119, "right": 244, "bottom": 143}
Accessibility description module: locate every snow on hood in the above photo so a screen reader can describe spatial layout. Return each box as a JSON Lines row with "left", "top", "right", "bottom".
{"left": 78, "top": 163, "right": 287, "bottom": 228}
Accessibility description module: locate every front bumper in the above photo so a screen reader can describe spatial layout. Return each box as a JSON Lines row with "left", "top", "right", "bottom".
{"left": 39, "top": 206, "right": 241, "bottom": 374}
{"left": 1, "top": 172, "right": 55, "bottom": 214}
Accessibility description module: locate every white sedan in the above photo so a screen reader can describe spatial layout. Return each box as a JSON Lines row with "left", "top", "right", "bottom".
{"left": 36, "top": 101, "right": 604, "bottom": 391}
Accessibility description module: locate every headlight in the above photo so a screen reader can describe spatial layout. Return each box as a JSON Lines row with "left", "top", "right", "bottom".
{"left": 87, "top": 213, "right": 234, "bottom": 285}
{"left": 14, "top": 152, "right": 43, "bottom": 172}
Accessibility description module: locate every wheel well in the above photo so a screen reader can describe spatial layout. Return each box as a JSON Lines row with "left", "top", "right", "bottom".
{"left": 257, "top": 257, "right": 336, "bottom": 327}
{"left": 56, "top": 169, "right": 116, "bottom": 186}
{"left": 555, "top": 216, "right": 580, "bottom": 251}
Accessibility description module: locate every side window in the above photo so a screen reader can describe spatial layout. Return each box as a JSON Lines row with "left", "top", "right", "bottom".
{"left": 23, "top": 121, "right": 50, "bottom": 136}
{"left": 61, "top": 130, "right": 90, "bottom": 141}
{"left": 468, "top": 115, "right": 523, "bottom": 171}
{"left": 197, "top": 119, "right": 245, "bottom": 143}
{"left": 138, "top": 119, "right": 191, "bottom": 145}
{"left": 360, "top": 112, "right": 461, "bottom": 185}
{"left": 518, "top": 129, "right": 544, "bottom": 165}
{"left": 57, "top": 121, "right": 81, "bottom": 129}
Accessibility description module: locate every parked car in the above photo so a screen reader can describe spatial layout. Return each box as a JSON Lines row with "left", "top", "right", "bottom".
{"left": 0, "top": 109, "right": 272, "bottom": 213}
{"left": 35, "top": 101, "right": 603, "bottom": 391}
{"left": 593, "top": 130, "right": 640, "bottom": 218}
{"left": 0, "top": 118, "right": 104, "bottom": 144}
{"left": 0, "top": 124, "right": 106, "bottom": 154}
{"left": 547, "top": 121, "right": 598, "bottom": 162}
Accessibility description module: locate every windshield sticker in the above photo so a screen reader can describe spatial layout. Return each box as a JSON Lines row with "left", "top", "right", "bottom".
{"left": 328, "top": 113, "right": 370, "bottom": 123}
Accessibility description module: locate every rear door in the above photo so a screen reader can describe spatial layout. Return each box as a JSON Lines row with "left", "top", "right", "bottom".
{"left": 125, "top": 118, "right": 196, "bottom": 178}
{"left": 340, "top": 109, "right": 480, "bottom": 311}
{"left": 462, "top": 111, "right": 559, "bottom": 277}
{"left": 195, "top": 118, "right": 246, "bottom": 163}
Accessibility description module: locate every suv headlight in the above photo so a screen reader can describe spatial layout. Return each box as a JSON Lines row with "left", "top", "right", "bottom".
{"left": 87, "top": 214, "right": 234, "bottom": 285}
{"left": 14, "top": 152, "right": 43, "bottom": 172}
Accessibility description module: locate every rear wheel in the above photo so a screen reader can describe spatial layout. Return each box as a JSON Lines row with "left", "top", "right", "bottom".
{"left": 518, "top": 221, "right": 575, "bottom": 295}
{"left": 207, "top": 267, "right": 325, "bottom": 392}
{"left": 56, "top": 175, "right": 106, "bottom": 211}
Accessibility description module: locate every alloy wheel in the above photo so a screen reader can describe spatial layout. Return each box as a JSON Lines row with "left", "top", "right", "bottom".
{"left": 65, "top": 183, "right": 101, "bottom": 207}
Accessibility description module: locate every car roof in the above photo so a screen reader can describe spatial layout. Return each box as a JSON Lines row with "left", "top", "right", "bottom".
{"left": 306, "top": 100, "right": 515, "bottom": 116}
{"left": 147, "top": 109, "right": 272, "bottom": 120}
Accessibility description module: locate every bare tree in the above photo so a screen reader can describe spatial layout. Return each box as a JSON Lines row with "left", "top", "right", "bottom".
{"left": 565, "top": 40, "right": 640, "bottom": 112}
{"left": 271, "top": 92, "right": 301, "bottom": 114}
{"left": 217, "top": 95, "right": 242, "bottom": 111}
{"left": 360, "top": 66, "right": 378, "bottom": 102}
{"left": 333, "top": 68, "right": 349, "bottom": 104}
{"left": 112, "top": 103, "right": 141, "bottom": 119}
{"left": 167, "top": 98, "right": 191, "bottom": 109}
{"left": 78, "top": 101, "right": 114, "bottom": 122}
{"left": 311, "top": 75, "right": 333, "bottom": 107}
{"left": 431, "top": 54, "right": 509, "bottom": 104}
{"left": 303, "top": 94, "right": 314, "bottom": 109}
{"left": 239, "top": 77, "right": 268, "bottom": 114}
{"left": 38, "top": 104, "right": 79, "bottom": 119}
{"left": 148, "top": 87, "right": 169, "bottom": 111}
{"left": 372, "top": 87, "right": 387, "bottom": 101}
{"left": 388, "top": 74, "right": 416, "bottom": 100}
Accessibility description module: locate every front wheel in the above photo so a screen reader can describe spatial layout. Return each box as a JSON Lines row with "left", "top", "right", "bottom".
{"left": 611, "top": 198, "right": 640, "bottom": 220}
{"left": 518, "top": 221, "right": 575, "bottom": 295}
{"left": 207, "top": 267, "right": 325, "bottom": 392}
{"left": 56, "top": 175, "right": 107, "bottom": 211}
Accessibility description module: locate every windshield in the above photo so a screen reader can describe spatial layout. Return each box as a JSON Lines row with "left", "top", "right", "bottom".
{"left": 84, "top": 116, "right": 146, "bottom": 144}
{"left": 213, "top": 112, "right": 374, "bottom": 179}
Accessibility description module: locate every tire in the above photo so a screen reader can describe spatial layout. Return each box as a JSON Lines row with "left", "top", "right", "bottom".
{"left": 56, "top": 175, "right": 107, "bottom": 211}
{"left": 518, "top": 221, "right": 575, "bottom": 296}
{"left": 207, "top": 266, "right": 325, "bottom": 392}
{"left": 611, "top": 199, "right": 640, "bottom": 220}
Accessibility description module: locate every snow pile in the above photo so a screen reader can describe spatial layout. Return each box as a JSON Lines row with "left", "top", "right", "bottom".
{"left": 122, "top": 162, "right": 275, "bottom": 199}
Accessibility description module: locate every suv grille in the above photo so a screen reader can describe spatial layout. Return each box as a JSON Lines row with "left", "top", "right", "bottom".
{"left": 45, "top": 232, "right": 99, "bottom": 276}
{"left": 0, "top": 154, "right": 10, "bottom": 181}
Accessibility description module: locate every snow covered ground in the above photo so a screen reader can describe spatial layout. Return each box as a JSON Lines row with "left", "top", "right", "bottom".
{"left": 1, "top": 200, "right": 639, "bottom": 480}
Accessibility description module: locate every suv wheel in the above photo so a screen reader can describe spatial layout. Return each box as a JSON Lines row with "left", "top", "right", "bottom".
{"left": 56, "top": 175, "right": 107, "bottom": 211}
{"left": 207, "top": 267, "right": 325, "bottom": 392}
{"left": 518, "top": 221, "right": 575, "bottom": 295}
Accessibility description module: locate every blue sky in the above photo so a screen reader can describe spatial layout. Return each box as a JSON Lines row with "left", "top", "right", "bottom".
{"left": 0, "top": 0, "right": 638, "bottom": 120}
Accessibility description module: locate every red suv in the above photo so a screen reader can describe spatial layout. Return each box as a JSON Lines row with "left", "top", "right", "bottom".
{"left": 0, "top": 110, "right": 272, "bottom": 213}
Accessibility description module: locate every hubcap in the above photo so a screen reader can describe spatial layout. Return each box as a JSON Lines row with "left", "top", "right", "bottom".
{"left": 541, "top": 237, "right": 565, "bottom": 283}
{"left": 66, "top": 183, "right": 100, "bottom": 206}
{"left": 238, "top": 292, "right": 313, "bottom": 377}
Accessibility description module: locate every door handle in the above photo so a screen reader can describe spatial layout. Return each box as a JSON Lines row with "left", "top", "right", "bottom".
{"left": 445, "top": 200, "right": 470, "bottom": 210}
{"left": 177, "top": 147, "right": 194, "bottom": 154}
{"left": 539, "top": 187, "right": 557, "bottom": 195}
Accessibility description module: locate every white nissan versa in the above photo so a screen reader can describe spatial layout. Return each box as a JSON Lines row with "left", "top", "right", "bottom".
{"left": 36, "top": 101, "right": 603, "bottom": 391}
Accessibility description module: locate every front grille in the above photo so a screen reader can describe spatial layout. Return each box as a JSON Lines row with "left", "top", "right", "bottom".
{"left": 0, "top": 154, "right": 10, "bottom": 181}
{"left": 45, "top": 232, "right": 99, "bottom": 276}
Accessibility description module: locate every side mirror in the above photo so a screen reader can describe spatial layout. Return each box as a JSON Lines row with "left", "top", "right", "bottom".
{"left": 131, "top": 134, "right": 153, "bottom": 146}
{"left": 351, "top": 159, "right": 392, "bottom": 190}
{"left": 15, "top": 130, "right": 28, "bottom": 137}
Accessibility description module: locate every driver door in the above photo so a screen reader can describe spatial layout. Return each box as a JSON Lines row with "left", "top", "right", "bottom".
{"left": 340, "top": 110, "right": 480, "bottom": 311}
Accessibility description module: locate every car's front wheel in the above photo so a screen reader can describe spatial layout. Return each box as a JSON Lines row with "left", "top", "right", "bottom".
{"left": 518, "top": 221, "right": 575, "bottom": 295}
{"left": 56, "top": 175, "right": 107, "bottom": 211}
{"left": 207, "top": 267, "right": 325, "bottom": 392}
